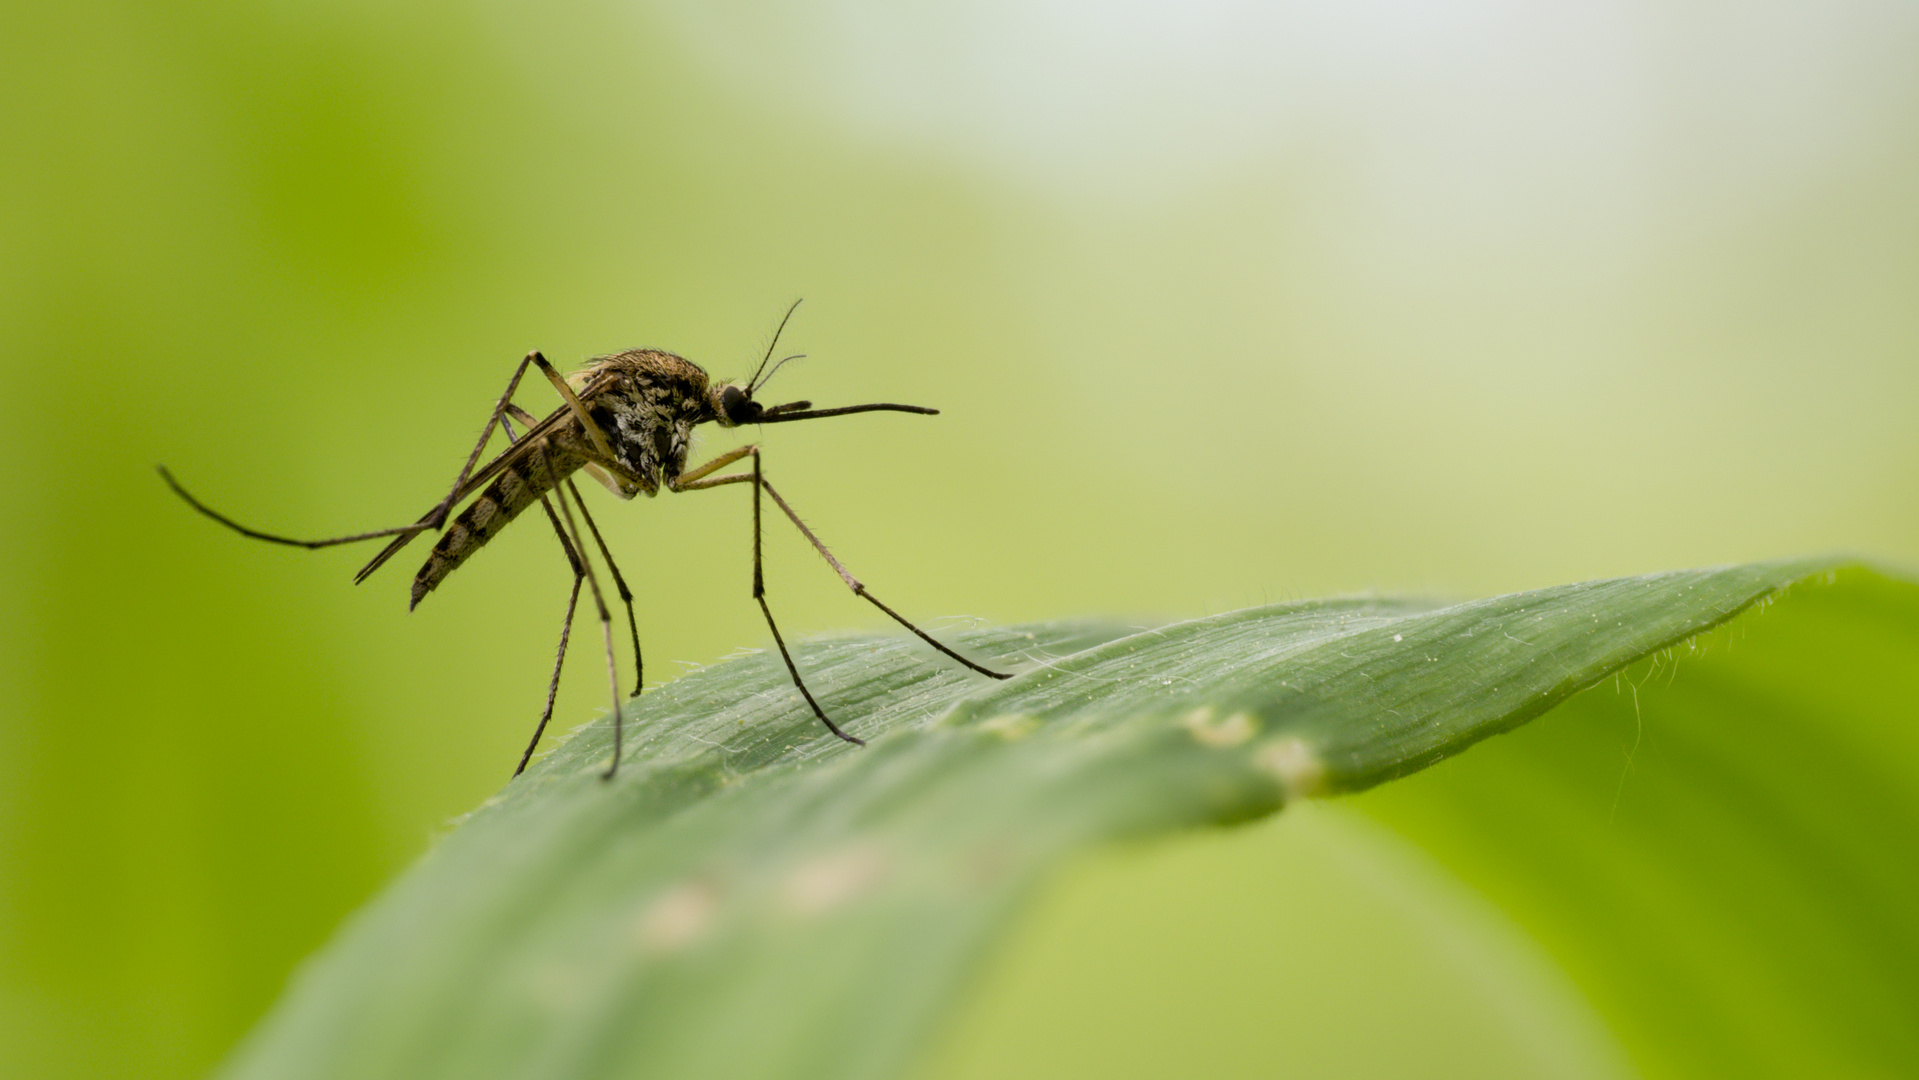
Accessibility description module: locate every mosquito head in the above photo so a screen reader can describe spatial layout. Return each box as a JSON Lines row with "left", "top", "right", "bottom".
{"left": 706, "top": 300, "right": 941, "bottom": 426}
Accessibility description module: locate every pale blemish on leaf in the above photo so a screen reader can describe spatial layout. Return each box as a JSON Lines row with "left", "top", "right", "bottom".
{"left": 1254, "top": 736, "right": 1327, "bottom": 798}
{"left": 634, "top": 879, "right": 721, "bottom": 954}
{"left": 782, "top": 845, "right": 889, "bottom": 917}
{"left": 979, "top": 713, "right": 1039, "bottom": 740}
{"left": 1182, "top": 706, "right": 1258, "bottom": 748}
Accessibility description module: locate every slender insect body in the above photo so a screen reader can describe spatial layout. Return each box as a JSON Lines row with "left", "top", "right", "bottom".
{"left": 415, "top": 350, "right": 719, "bottom": 606}
{"left": 413, "top": 439, "right": 587, "bottom": 607}
{"left": 160, "top": 305, "right": 1012, "bottom": 781}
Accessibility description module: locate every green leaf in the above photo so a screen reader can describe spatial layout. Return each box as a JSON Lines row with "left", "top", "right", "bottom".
{"left": 216, "top": 557, "right": 1862, "bottom": 1080}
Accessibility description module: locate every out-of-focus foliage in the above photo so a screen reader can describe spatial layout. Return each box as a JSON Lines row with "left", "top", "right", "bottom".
{"left": 3, "top": 0, "right": 1916, "bottom": 1077}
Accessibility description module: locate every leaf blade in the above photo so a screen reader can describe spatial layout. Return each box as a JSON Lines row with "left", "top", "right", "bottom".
{"left": 218, "top": 558, "right": 1852, "bottom": 1080}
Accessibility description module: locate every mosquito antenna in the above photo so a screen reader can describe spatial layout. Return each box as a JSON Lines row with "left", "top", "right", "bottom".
{"left": 748, "top": 299, "right": 804, "bottom": 393}
{"left": 752, "top": 353, "right": 806, "bottom": 395}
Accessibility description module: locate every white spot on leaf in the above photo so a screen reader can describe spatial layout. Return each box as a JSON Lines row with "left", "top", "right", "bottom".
{"left": 634, "top": 879, "right": 721, "bottom": 953}
{"left": 1254, "top": 736, "right": 1327, "bottom": 799}
{"left": 980, "top": 713, "right": 1039, "bottom": 740}
{"left": 783, "top": 845, "right": 889, "bottom": 916}
{"left": 1182, "top": 706, "right": 1258, "bottom": 748}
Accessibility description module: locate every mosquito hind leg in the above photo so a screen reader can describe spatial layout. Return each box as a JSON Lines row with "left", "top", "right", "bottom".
{"left": 427, "top": 351, "right": 555, "bottom": 529}
{"left": 531, "top": 353, "right": 618, "bottom": 464}
{"left": 158, "top": 466, "right": 447, "bottom": 550}
{"left": 352, "top": 351, "right": 609, "bottom": 583}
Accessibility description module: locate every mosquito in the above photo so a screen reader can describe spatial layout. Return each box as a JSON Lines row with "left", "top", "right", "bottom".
{"left": 159, "top": 304, "right": 1011, "bottom": 780}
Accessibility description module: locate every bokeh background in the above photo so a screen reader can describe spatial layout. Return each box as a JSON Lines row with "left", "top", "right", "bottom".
{"left": 3, "top": 0, "right": 1916, "bottom": 1077}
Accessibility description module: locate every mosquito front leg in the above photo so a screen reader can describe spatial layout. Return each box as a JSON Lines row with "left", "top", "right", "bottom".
{"left": 669, "top": 445, "right": 1009, "bottom": 745}
{"left": 744, "top": 451, "right": 863, "bottom": 746}
{"left": 674, "top": 443, "right": 757, "bottom": 488}
{"left": 669, "top": 450, "right": 858, "bottom": 743}
{"left": 752, "top": 458, "right": 1012, "bottom": 681}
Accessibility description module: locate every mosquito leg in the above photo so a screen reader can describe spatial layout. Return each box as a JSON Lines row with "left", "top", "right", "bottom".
{"left": 164, "top": 351, "right": 547, "bottom": 549}
{"left": 541, "top": 443, "right": 625, "bottom": 780}
{"left": 425, "top": 351, "right": 546, "bottom": 529}
{"left": 670, "top": 454, "right": 860, "bottom": 743}
{"left": 504, "top": 404, "right": 644, "bottom": 699}
{"left": 750, "top": 454, "right": 1012, "bottom": 681}
{"left": 531, "top": 354, "right": 619, "bottom": 464}
{"left": 497, "top": 412, "right": 597, "bottom": 777}
{"left": 562, "top": 478, "right": 644, "bottom": 697}
{"left": 159, "top": 466, "right": 446, "bottom": 549}
{"left": 675, "top": 444, "right": 757, "bottom": 488}
{"left": 352, "top": 352, "right": 589, "bottom": 582}
{"left": 517, "top": 570, "right": 583, "bottom": 778}
{"left": 746, "top": 450, "right": 864, "bottom": 747}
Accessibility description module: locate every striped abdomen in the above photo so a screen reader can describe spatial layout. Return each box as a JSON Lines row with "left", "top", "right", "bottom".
{"left": 411, "top": 441, "right": 587, "bottom": 608}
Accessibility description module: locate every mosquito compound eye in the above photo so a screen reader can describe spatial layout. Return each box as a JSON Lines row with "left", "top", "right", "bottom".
{"left": 720, "top": 385, "right": 758, "bottom": 425}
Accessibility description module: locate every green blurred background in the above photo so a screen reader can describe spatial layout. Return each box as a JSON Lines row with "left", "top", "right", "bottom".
{"left": 3, "top": 1, "right": 1915, "bottom": 1077}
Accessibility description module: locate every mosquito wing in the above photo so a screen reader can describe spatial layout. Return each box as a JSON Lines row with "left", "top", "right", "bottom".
{"left": 353, "top": 375, "right": 612, "bottom": 584}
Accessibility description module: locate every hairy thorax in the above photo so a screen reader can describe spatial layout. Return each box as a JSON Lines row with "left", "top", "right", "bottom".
{"left": 575, "top": 349, "right": 720, "bottom": 495}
